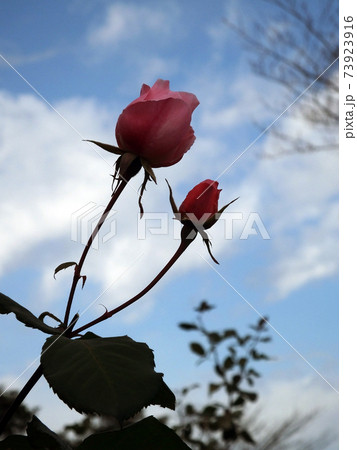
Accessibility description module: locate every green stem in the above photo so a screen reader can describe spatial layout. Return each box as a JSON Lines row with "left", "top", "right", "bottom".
{"left": 63, "top": 159, "right": 141, "bottom": 328}
{"left": 72, "top": 224, "right": 197, "bottom": 335}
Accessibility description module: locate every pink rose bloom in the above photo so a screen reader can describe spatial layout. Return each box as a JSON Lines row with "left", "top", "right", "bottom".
{"left": 179, "top": 180, "right": 221, "bottom": 222}
{"left": 115, "top": 79, "right": 199, "bottom": 168}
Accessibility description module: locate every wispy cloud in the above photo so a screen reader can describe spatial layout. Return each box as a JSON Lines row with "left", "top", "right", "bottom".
{"left": 0, "top": 49, "right": 57, "bottom": 67}
{"left": 249, "top": 375, "right": 338, "bottom": 447}
{"left": 87, "top": 2, "right": 179, "bottom": 47}
{"left": 228, "top": 134, "right": 338, "bottom": 301}
{"left": 0, "top": 91, "right": 113, "bottom": 277}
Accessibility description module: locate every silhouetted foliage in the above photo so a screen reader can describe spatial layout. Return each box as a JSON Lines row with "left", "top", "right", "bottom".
{"left": 163, "top": 302, "right": 336, "bottom": 449}
{"left": 59, "top": 413, "right": 144, "bottom": 447}
{"left": 0, "top": 302, "right": 336, "bottom": 449}
{"left": 0, "top": 386, "right": 38, "bottom": 438}
{"left": 171, "top": 301, "right": 271, "bottom": 449}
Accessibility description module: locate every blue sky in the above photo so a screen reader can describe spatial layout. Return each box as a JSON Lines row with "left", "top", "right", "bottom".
{"left": 0, "top": 0, "right": 338, "bottom": 444}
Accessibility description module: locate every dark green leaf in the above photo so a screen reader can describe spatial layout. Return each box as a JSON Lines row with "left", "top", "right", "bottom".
{"left": 0, "top": 292, "right": 62, "bottom": 335}
{"left": 207, "top": 421, "right": 219, "bottom": 431}
{"left": 247, "top": 368, "right": 261, "bottom": 378}
{"left": 185, "top": 404, "right": 196, "bottom": 415}
{"left": 0, "top": 435, "right": 33, "bottom": 449}
{"left": 208, "top": 383, "right": 222, "bottom": 395}
{"left": 41, "top": 333, "right": 175, "bottom": 421}
{"left": 232, "top": 374, "right": 241, "bottom": 385}
{"left": 223, "top": 356, "right": 234, "bottom": 370}
{"left": 232, "top": 396, "right": 245, "bottom": 406}
{"left": 202, "top": 405, "right": 217, "bottom": 416}
{"left": 194, "top": 301, "right": 215, "bottom": 313}
{"left": 238, "top": 335, "right": 251, "bottom": 345}
{"left": 216, "top": 412, "right": 232, "bottom": 430}
{"left": 240, "top": 390, "right": 258, "bottom": 402}
{"left": 53, "top": 262, "right": 77, "bottom": 279}
{"left": 222, "top": 424, "right": 238, "bottom": 441}
{"left": 240, "top": 429, "right": 255, "bottom": 444}
{"left": 257, "top": 317, "right": 268, "bottom": 330}
{"left": 182, "top": 424, "right": 192, "bottom": 440}
{"left": 250, "top": 317, "right": 269, "bottom": 332}
{"left": 214, "top": 364, "right": 224, "bottom": 377}
{"left": 190, "top": 342, "right": 205, "bottom": 356}
{"left": 27, "top": 415, "right": 72, "bottom": 449}
{"left": 208, "top": 332, "right": 221, "bottom": 344}
{"left": 150, "top": 378, "right": 176, "bottom": 411}
{"left": 250, "top": 349, "right": 269, "bottom": 360}
{"left": 227, "top": 383, "right": 238, "bottom": 394}
{"left": 181, "top": 384, "right": 199, "bottom": 396}
{"left": 77, "top": 416, "right": 191, "bottom": 450}
{"left": 231, "top": 409, "right": 243, "bottom": 420}
{"left": 178, "top": 322, "right": 198, "bottom": 331}
{"left": 80, "top": 331, "right": 99, "bottom": 339}
{"left": 238, "top": 357, "right": 247, "bottom": 369}
{"left": 223, "top": 329, "right": 238, "bottom": 339}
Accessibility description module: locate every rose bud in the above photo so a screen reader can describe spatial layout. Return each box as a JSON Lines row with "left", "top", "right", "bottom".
{"left": 179, "top": 180, "right": 221, "bottom": 225}
{"left": 115, "top": 79, "right": 199, "bottom": 168}
{"left": 167, "top": 179, "right": 238, "bottom": 264}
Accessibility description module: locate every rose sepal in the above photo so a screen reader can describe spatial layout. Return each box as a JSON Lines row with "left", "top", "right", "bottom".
{"left": 84, "top": 140, "right": 124, "bottom": 156}
{"left": 166, "top": 179, "right": 181, "bottom": 221}
{"left": 204, "top": 197, "right": 239, "bottom": 230}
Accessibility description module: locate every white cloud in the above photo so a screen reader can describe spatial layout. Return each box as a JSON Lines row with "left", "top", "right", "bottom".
{"left": 229, "top": 146, "right": 338, "bottom": 301}
{"left": 259, "top": 104, "right": 338, "bottom": 299}
{"left": 248, "top": 375, "right": 339, "bottom": 448}
{"left": 0, "top": 49, "right": 57, "bottom": 68}
{"left": 158, "top": 371, "right": 338, "bottom": 448}
{"left": 196, "top": 68, "right": 283, "bottom": 133}
{"left": 270, "top": 216, "right": 337, "bottom": 299}
{"left": 0, "top": 91, "right": 113, "bottom": 279}
{"left": 83, "top": 2, "right": 182, "bottom": 85}
{"left": 87, "top": 3, "right": 178, "bottom": 47}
